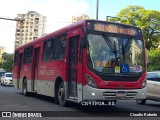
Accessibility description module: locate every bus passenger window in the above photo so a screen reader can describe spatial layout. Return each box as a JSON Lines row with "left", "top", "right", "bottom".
{"left": 14, "top": 51, "right": 19, "bottom": 66}
{"left": 53, "top": 38, "right": 61, "bottom": 59}
{"left": 23, "top": 46, "right": 33, "bottom": 64}
{"left": 61, "top": 40, "right": 67, "bottom": 59}
{"left": 42, "top": 39, "right": 53, "bottom": 61}
{"left": 53, "top": 34, "right": 67, "bottom": 60}
{"left": 28, "top": 46, "right": 33, "bottom": 63}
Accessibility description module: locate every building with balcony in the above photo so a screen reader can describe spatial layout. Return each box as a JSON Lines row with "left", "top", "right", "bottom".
{"left": 15, "top": 11, "right": 47, "bottom": 48}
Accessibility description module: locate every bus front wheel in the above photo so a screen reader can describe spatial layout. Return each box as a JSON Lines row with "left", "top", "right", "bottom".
{"left": 57, "top": 82, "right": 68, "bottom": 106}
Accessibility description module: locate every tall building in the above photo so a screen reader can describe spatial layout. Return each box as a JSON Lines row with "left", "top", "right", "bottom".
{"left": 0, "top": 46, "right": 7, "bottom": 68}
{"left": 15, "top": 11, "right": 47, "bottom": 48}
{"left": 72, "top": 14, "right": 89, "bottom": 23}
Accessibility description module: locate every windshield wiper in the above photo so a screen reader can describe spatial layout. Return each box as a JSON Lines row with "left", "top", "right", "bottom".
{"left": 121, "top": 38, "right": 131, "bottom": 63}
{"left": 102, "top": 34, "right": 117, "bottom": 58}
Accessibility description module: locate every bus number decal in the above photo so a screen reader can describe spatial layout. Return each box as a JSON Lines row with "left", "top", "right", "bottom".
{"left": 39, "top": 70, "right": 55, "bottom": 76}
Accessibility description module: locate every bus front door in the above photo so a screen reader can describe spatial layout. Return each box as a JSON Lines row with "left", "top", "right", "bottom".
{"left": 68, "top": 36, "right": 80, "bottom": 99}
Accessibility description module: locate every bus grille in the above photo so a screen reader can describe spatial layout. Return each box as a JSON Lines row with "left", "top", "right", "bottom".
{"left": 102, "top": 91, "right": 138, "bottom": 99}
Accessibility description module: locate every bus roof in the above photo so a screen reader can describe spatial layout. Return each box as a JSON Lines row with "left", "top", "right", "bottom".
{"left": 15, "top": 20, "right": 87, "bottom": 50}
{"left": 15, "top": 19, "right": 141, "bottom": 51}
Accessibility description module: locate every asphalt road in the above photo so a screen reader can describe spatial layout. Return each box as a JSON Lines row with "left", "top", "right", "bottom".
{"left": 0, "top": 85, "right": 159, "bottom": 120}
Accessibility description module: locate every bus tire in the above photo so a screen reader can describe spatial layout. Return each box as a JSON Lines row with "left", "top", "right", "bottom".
{"left": 136, "top": 99, "right": 146, "bottom": 105}
{"left": 57, "top": 82, "right": 68, "bottom": 106}
{"left": 22, "top": 79, "right": 28, "bottom": 96}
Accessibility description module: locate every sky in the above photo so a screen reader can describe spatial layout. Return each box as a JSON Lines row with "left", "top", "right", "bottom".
{"left": 0, "top": 0, "right": 160, "bottom": 53}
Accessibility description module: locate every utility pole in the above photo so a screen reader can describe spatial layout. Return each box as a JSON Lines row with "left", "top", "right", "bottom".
{"left": 96, "top": 0, "right": 99, "bottom": 20}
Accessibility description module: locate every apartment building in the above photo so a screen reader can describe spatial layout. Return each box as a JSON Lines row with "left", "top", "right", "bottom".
{"left": 15, "top": 11, "right": 47, "bottom": 48}
{"left": 72, "top": 14, "right": 90, "bottom": 23}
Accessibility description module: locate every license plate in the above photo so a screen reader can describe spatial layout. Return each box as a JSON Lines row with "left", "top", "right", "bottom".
{"left": 116, "top": 91, "right": 126, "bottom": 97}
{"left": 81, "top": 100, "right": 116, "bottom": 106}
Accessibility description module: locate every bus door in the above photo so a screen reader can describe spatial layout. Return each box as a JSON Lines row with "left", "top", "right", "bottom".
{"left": 31, "top": 47, "right": 40, "bottom": 91}
{"left": 68, "top": 35, "right": 82, "bottom": 101}
{"left": 17, "top": 53, "right": 23, "bottom": 89}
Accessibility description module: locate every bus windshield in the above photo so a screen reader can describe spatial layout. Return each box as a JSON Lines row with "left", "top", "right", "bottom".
{"left": 87, "top": 33, "right": 144, "bottom": 74}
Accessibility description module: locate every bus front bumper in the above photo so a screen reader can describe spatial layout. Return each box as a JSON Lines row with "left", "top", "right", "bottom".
{"left": 83, "top": 85, "right": 146, "bottom": 100}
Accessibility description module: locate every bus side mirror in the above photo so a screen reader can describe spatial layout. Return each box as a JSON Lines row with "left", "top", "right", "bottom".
{"left": 81, "top": 36, "right": 86, "bottom": 48}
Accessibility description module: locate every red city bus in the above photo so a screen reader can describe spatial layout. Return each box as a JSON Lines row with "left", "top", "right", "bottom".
{"left": 12, "top": 20, "right": 147, "bottom": 106}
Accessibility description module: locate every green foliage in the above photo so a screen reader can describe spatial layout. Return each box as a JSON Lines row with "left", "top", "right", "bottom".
{"left": 147, "top": 49, "right": 160, "bottom": 71}
{"left": 109, "top": 5, "right": 160, "bottom": 50}
{"left": 2, "top": 53, "right": 13, "bottom": 72}
{"left": 2, "top": 52, "right": 8, "bottom": 60}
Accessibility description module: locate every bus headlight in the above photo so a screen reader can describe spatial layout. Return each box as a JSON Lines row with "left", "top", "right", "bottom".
{"left": 141, "top": 79, "right": 147, "bottom": 88}
{"left": 86, "top": 75, "right": 97, "bottom": 88}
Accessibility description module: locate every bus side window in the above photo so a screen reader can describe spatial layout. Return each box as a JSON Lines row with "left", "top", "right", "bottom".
{"left": 23, "top": 46, "right": 33, "bottom": 64}
{"left": 23, "top": 48, "right": 27, "bottom": 64}
{"left": 28, "top": 46, "right": 33, "bottom": 63}
{"left": 14, "top": 51, "right": 19, "bottom": 66}
{"left": 61, "top": 40, "right": 67, "bottom": 59}
{"left": 53, "top": 37, "right": 61, "bottom": 59}
{"left": 42, "top": 39, "right": 53, "bottom": 61}
{"left": 53, "top": 34, "right": 67, "bottom": 60}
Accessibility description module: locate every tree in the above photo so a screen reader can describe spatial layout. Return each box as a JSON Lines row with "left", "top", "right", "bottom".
{"left": 147, "top": 49, "right": 160, "bottom": 71}
{"left": 109, "top": 5, "right": 160, "bottom": 50}
{"left": 2, "top": 52, "right": 8, "bottom": 60}
{"left": 2, "top": 53, "right": 13, "bottom": 72}
{"left": 0, "top": 63, "right": 2, "bottom": 68}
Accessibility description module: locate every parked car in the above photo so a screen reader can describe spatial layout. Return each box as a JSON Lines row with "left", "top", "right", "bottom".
{"left": 0, "top": 72, "right": 12, "bottom": 86}
{"left": 136, "top": 71, "right": 160, "bottom": 104}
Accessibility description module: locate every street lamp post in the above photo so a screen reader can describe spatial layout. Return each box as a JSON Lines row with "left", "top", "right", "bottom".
{"left": 96, "top": 0, "right": 99, "bottom": 20}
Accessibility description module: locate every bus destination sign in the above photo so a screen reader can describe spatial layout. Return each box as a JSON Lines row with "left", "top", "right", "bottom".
{"left": 94, "top": 23, "right": 137, "bottom": 36}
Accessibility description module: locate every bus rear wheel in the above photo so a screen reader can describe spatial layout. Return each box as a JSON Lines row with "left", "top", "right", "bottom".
{"left": 22, "top": 79, "right": 28, "bottom": 96}
{"left": 58, "top": 82, "right": 68, "bottom": 106}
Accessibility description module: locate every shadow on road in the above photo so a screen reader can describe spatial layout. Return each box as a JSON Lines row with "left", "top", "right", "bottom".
{"left": 0, "top": 85, "right": 14, "bottom": 87}
{"left": 17, "top": 92, "right": 132, "bottom": 112}
{"left": 144, "top": 103, "right": 160, "bottom": 108}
